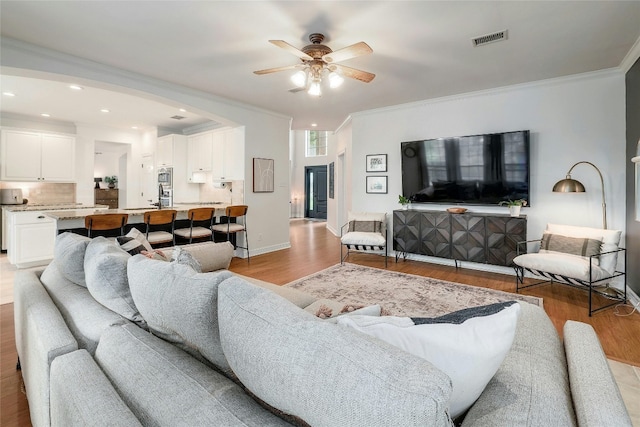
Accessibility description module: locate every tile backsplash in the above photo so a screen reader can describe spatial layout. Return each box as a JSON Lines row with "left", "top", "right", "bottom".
{"left": 199, "top": 180, "right": 244, "bottom": 205}
{"left": 0, "top": 182, "right": 76, "bottom": 205}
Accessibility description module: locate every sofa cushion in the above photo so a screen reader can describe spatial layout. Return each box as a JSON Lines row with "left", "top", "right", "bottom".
{"left": 236, "top": 274, "right": 317, "bottom": 308}
{"left": 40, "top": 260, "right": 129, "bottom": 354}
{"left": 218, "top": 278, "right": 453, "bottom": 427}
{"left": 53, "top": 232, "right": 91, "bottom": 287}
{"left": 337, "top": 301, "right": 521, "bottom": 419}
{"left": 180, "top": 241, "right": 234, "bottom": 272}
{"left": 172, "top": 246, "right": 202, "bottom": 272}
{"left": 95, "top": 324, "right": 290, "bottom": 426}
{"left": 127, "top": 255, "right": 234, "bottom": 374}
{"left": 84, "top": 237, "right": 145, "bottom": 327}
{"left": 461, "top": 302, "right": 577, "bottom": 427}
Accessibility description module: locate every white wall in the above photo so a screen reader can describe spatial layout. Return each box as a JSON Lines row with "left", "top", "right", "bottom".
{"left": 340, "top": 70, "right": 626, "bottom": 252}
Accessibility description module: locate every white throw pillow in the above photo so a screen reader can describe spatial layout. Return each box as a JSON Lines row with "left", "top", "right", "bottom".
{"left": 337, "top": 301, "right": 521, "bottom": 419}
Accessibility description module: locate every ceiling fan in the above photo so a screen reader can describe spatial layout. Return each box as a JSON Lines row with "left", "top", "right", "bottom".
{"left": 254, "top": 33, "right": 375, "bottom": 96}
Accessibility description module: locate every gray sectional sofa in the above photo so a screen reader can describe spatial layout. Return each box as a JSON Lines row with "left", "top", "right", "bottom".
{"left": 14, "top": 232, "right": 632, "bottom": 426}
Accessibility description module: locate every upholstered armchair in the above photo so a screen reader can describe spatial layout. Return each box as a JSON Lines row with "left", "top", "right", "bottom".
{"left": 513, "top": 223, "right": 626, "bottom": 316}
{"left": 340, "top": 212, "right": 388, "bottom": 267}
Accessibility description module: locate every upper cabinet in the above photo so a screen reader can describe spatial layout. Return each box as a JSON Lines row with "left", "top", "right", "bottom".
{"left": 1, "top": 129, "right": 76, "bottom": 182}
{"left": 186, "top": 127, "right": 245, "bottom": 182}
{"left": 187, "top": 132, "right": 213, "bottom": 183}
{"left": 156, "top": 134, "right": 175, "bottom": 167}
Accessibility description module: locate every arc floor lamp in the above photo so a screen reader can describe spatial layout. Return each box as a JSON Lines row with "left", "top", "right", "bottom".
{"left": 552, "top": 161, "right": 607, "bottom": 229}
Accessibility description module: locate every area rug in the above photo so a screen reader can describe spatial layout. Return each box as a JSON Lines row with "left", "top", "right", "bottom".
{"left": 285, "top": 263, "right": 542, "bottom": 317}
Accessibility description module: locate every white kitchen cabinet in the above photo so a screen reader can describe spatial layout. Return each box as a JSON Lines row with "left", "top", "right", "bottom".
{"left": 6, "top": 210, "right": 57, "bottom": 268}
{"left": 186, "top": 128, "right": 245, "bottom": 183}
{"left": 187, "top": 132, "right": 213, "bottom": 183}
{"left": 156, "top": 135, "right": 175, "bottom": 167}
{"left": 1, "top": 129, "right": 76, "bottom": 182}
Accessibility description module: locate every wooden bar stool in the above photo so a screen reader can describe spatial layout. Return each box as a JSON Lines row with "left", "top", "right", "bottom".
{"left": 143, "top": 210, "right": 177, "bottom": 247}
{"left": 84, "top": 213, "right": 129, "bottom": 238}
{"left": 211, "top": 205, "right": 249, "bottom": 261}
{"left": 174, "top": 207, "right": 216, "bottom": 244}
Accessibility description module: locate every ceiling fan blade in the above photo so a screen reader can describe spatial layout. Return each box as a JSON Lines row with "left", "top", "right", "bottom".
{"left": 269, "top": 40, "right": 313, "bottom": 61}
{"left": 322, "top": 41, "right": 372, "bottom": 63}
{"left": 253, "top": 64, "right": 298, "bottom": 75}
{"left": 333, "top": 64, "right": 375, "bottom": 83}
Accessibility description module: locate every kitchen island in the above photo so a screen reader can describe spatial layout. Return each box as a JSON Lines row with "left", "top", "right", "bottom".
{"left": 44, "top": 203, "right": 231, "bottom": 232}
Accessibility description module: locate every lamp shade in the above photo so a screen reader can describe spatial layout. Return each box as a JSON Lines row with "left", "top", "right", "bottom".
{"left": 552, "top": 177, "right": 585, "bottom": 193}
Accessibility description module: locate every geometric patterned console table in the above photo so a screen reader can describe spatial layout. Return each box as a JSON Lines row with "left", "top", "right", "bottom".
{"left": 393, "top": 209, "right": 527, "bottom": 267}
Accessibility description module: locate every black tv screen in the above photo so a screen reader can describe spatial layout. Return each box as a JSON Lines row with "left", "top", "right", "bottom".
{"left": 401, "top": 130, "right": 530, "bottom": 205}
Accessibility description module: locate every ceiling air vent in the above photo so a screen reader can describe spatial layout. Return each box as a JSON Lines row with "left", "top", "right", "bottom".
{"left": 472, "top": 30, "right": 508, "bottom": 47}
{"left": 170, "top": 115, "right": 186, "bottom": 120}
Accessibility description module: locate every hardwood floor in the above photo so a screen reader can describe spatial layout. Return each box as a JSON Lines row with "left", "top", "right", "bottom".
{"left": 1, "top": 218, "right": 639, "bottom": 426}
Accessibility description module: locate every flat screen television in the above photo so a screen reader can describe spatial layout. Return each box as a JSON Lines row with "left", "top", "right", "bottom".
{"left": 401, "top": 130, "right": 530, "bottom": 205}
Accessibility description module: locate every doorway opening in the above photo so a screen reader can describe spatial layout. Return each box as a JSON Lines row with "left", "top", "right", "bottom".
{"left": 304, "top": 165, "right": 327, "bottom": 220}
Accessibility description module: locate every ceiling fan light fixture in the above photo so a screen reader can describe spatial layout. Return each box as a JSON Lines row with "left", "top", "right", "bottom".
{"left": 308, "top": 81, "right": 322, "bottom": 96}
{"left": 328, "top": 71, "right": 344, "bottom": 88}
{"left": 291, "top": 70, "right": 307, "bottom": 88}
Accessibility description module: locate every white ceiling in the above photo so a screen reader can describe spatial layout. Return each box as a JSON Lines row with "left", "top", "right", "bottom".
{"left": 1, "top": 1, "right": 639, "bottom": 132}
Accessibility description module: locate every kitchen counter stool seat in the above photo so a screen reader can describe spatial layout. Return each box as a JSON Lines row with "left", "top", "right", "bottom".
{"left": 174, "top": 207, "right": 215, "bottom": 244}
{"left": 143, "top": 210, "right": 177, "bottom": 246}
{"left": 84, "top": 213, "right": 129, "bottom": 238}
{"left": 211, "top": 205, "right": 249, "bottom": 261}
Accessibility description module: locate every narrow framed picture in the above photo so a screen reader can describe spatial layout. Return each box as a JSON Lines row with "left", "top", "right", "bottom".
{"left": 366, "top": 176, "right": 388, "bottom": 194}
{"left": 366, "top": 154, "right": 387, "bottom": 172}
{"left": 329, "top": 162, "right": 335, "bottom": 199}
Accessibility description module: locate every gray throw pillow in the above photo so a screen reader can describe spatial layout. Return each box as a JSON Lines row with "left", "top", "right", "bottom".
{"left": 127, "top": 255, "right": 234, "bottom": 374}
{"left": 217, "top": 278, "right": 453, "bottom": 427}
{"left": 541, "top": 233, "right": 602, "bottom": 257}
{"left": 84, "top": 237, "right": 145, "bottom": 327}
{"left": 53, "top": 232, "right": 91, "bottom": 287}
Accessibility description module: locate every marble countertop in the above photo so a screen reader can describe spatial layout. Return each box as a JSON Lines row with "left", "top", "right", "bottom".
{"left": 45, "top": 203, "right": 230, "bottom": 221}
{"left": 2, "top": 203, "right": 109, "bottom": 212}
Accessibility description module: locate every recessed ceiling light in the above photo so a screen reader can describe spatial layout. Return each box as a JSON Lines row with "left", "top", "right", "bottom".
{"left": 41, "top": 113, "right": 51, "bottom": 118}
{"left": 3, "top": 92, "right": 16, "bottom": 97}
{"left": 100, "top": 109, "right": 110, "bottom": 113}
{"left": 179, "top": 108, "right": 187, "bottom": 113}
{"left": 131, "top": 126, "right": 138, "bottom": 130}
{"left": 69, "top": 85, "right": 83, "bottom": 91}
{"left": 311, "top": 123, "right": 318, "bottom": 127}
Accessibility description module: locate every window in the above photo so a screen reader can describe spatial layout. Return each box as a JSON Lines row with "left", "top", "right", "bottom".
{"left": 306, "top": 130, "right": 328, "bottom": 157}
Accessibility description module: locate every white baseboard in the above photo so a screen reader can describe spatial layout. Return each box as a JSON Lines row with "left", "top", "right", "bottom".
{"left": 391, "top": 251, "right": 514, "bottom": 276}
{"left": 391, "top": 250, "right": 640, "bottom": 308}
{"left": 236, "top": 242, "right": 291, "bottom": 258}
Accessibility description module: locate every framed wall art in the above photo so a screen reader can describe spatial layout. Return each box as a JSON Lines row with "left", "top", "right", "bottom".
{"left": 366, "top": 154, "right": 387, "bottom": 172}
{"left": 253, "top": 158, "right": 274, "bottom": 193}
{"left": 366, "top": 176, "right": 388, "bottom": 194}
{"left": 329, "top": 162, "right": 335, "bottom": 199}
